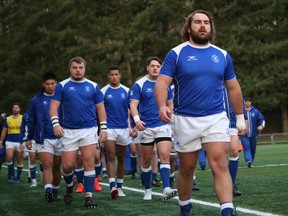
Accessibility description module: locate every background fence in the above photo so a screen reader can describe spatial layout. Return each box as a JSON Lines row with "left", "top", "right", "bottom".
{"left": 257, "top": 133, "right": 288, "bottom": 145}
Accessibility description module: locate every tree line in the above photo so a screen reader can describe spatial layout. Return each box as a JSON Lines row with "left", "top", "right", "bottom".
{"left": 0, "top": 0, "right": 287, "bottom": 130}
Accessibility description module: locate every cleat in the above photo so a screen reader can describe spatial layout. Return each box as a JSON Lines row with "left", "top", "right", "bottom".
{"left": 200, "top": 164, "right": 206, "bottom": 171}
{"left": 247, "top": 161, "right": 253, "bottom": 168}
{"left": 64, "top": 185, "right": 73, "bottom": 205}
{"left": 76, "top": 183, "right": 85, "bottom": 193}
{"left": 84, "top": 196, "right": 97, "bottom": 208}
{"left": 53, "top": 191, "right": 60, "bottom": 201}
{"left": 102, "top": 173, "right": 107, "bottom": 179}
{"left": 15, "top": 179, "right": 21, "bottom": 184}
{"left": 110, "top": 187, "right": 118, "bottom": 199}
{"left": 30, "top": 179, "right": 37, "bottom": 188}
{"left": 94, "top": 179, "right": 102, "bottom": 192}
{"left": 151, "top": 178, "right": 161, "bottom": 187}
{"left": 45, "top": 191, "right": 54, "bottom": 204}
{"left": 233, "top": 185, "right": 242, "bottom": 196}
{"left": 117, "top": 188, "right": 126, "bottom": 197}
{"left": 7, "top": 178, "right": 13, "bottom": 184}
{"left": 162, "top": 187, "right": 177, "bottom": 201}
{"left": 143, "top": 189, "right": 152, "bottom": 200}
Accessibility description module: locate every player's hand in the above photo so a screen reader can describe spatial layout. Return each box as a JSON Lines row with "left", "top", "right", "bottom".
{"left": 129, "top": 127, "right": 138, "bottom": 138}
{"left": 26, "top": 140, "right": 32, "bottom": 150}
{"left": 135, "top": 120, "right": 146, "bottom": 131}
{"left": 159, "top": 106, "right": 172, "bottom": 123}
{"left": 236, "top": 114, "right": 246, "bottom": 136}
{"left": 257, "top": 125, "right": 264, "bottom": 131}
{"left": 99, "top": 130, "right": 107, "bottom": 143}
{"left": 53, "top": 125, "right": 64, "bottom": 137}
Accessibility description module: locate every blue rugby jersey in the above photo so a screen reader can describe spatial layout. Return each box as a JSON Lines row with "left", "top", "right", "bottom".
{"left": 52, "top": 78, "right": 103, "bottom": 129}
{"left": 101, "top": 84, "right": 130, "bottom": 129}
{"left": 130, "top": 75, "right": 173, "bottom": 128}
{"left": 160, "top": 42, "right": 236, "bottom": 117}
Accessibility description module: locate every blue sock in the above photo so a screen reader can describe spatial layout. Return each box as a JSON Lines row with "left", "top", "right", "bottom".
{"left": 84, "top": 170, "right": 95, "bottom": 193}
{"left": 95, "top": 163, "right": 101, "bottom": 178}
{"left": 142, "top": 166, "right": 152, "bottom": 189}
{"left": 160, "top": 164, "right": 170, "bottom": 188}
{"left": 152, "top": 172, "right": 158, "bottom": 181}
{"left": 7, "top": 163, "right": 14, "bottom": 178}
{"left": 16, "top": 165, "right": 23, "bottom": 180}
{"left": 229, "top": 157, "right": 239, "bottom": 185}
{"left": 130, "top": 155, "right": 137, "bottom": 173}
{"left": 30, "top": 165, "right": 37, "bottom": 179}
{"left": 109, "top": 178, "right": 116, "bottom": 189}
{"left": 180, "top": 203, "right": 192, "bottom": 216}
{"left": 62, "top": 170, "right": 74, "bottom": 185}
{"left": 74, "top": 167, "right": 84, "bottom": 184}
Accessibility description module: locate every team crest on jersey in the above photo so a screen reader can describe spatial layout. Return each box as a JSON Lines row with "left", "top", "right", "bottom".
{"left": 187, "top": 56, "right": 198, "bottom": 61}
{"left": 121, "top": 93, "right": 126, "bottom": 99}
{"left": 212, "top": 55, "right": 219, "bottom": 63}
{"left": 85, "top": 86, "right": 90, "bottom": 92}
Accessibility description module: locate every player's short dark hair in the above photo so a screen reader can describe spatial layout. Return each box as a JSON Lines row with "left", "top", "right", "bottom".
{"left": 146, "top": 56, "right": 162, "bottom": 66}
{"left": 12, "top": 102, "right": 21, "bottom": 109}
{"left": 42, "top": 72, "right": 57, "bottom": 82}
{"left": 107, "top": 65, "right": 120, "bottom": 74}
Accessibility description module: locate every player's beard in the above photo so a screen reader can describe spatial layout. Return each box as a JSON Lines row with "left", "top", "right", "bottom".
{"left": 190, "top": 29, "right": 211, "bottom": 45}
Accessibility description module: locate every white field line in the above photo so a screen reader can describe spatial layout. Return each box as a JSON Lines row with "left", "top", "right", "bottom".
{"left": 1, "top": 164, "right": 284, "bottom": 216}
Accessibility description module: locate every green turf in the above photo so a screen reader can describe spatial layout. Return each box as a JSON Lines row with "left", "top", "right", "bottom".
{"left": 0, "top": 143, "right": 287, "bottom": 216}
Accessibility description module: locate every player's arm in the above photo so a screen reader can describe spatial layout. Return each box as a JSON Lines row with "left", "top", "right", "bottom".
{"left": 96, "top": 102, "right": 107, "bottom": 144}
{"left": 130, "top": 99, "right": 146, "bottom": 131}
{"left": 0, "top": 125, "right": 7, "bottom": 148}
{"left": 225, "top": 78, "right": 245, "bottom": 134}
{"left": 155, "top": 75, "right": 173, "bottom": 123}
{"left": 49, "top": 99, "right": 64, "bottom": 137}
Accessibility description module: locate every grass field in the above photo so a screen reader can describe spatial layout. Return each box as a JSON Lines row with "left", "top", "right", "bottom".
{"left": 0, "top": 143, "right": 287, "bottom": 216}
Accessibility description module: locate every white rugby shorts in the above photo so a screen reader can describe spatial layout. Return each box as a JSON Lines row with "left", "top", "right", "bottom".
{"left": 171, "top": 112, "right": 230, "bottom": 153}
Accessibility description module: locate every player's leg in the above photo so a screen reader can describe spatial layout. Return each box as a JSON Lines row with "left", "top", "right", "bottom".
{"left": 177, "top": 151, "right": 197, "bottom": 215}
{"left": 15, "top": 144, "right": 24, "bottom": 183}
{"left": 141, "top": 143, "right": 154, "bottom": 200}
{"left": 240, "top": 136, "right": 253, "bottom": 167}
{"left": 229, "top": 131, "right": 241, "bottom": 196}
{"left": 205, "top": 141, "right": 234, "bottom": 216}
{"left": 115, "top": 143, "right": 127, "bottom": 196}
{"left": 104, "top": 139, "right": 118, "bottom": 198}
{"left": 5, "top": 144, "right": 15, "bottom": 183}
